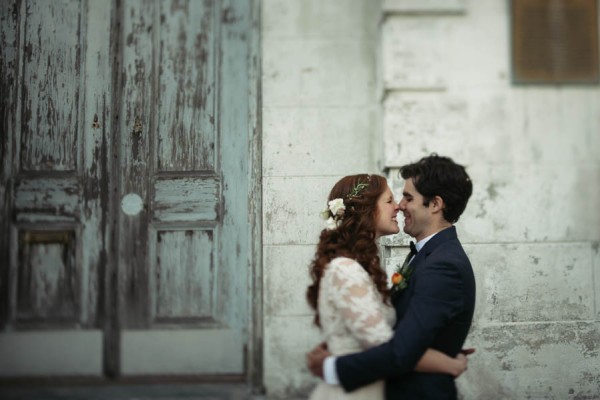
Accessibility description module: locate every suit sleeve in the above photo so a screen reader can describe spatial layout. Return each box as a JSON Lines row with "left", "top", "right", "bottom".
{"left": 336, "top": 254, "right": 466, "bottom": 392}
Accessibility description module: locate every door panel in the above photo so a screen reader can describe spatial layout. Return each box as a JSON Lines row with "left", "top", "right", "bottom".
{"left": 153, "top": 177, "right": 219, "bottom": 221}
{"left": 153, "top": 229, "right": 215, "bottom": 321}
{"left": 0, "top": 0, "right": 112, "bottom": 376}
{"left": 117, "top": 0, "right": 249, "bottom": 375}
{"left": 156, "top": 0, "right": 216, "bottom": 172}
{"left": 16, "top": 230, "right": 79, "bottom": 323}
{"left": 20, "top": 0, "right": 81, "bottom": 173}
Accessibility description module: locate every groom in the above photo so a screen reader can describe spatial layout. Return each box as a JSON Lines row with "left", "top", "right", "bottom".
{"left": 307, "top": 154, "right": 476, "bottom": 399}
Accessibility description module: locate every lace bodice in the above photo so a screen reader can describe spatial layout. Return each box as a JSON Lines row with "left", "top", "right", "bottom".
{"left": 317, "top": 257, "right": 396, "bottom": 356}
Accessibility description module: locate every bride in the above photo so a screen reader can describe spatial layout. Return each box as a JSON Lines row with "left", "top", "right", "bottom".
{"left": 306, "top": 174, "right": 467, "bottom": 400}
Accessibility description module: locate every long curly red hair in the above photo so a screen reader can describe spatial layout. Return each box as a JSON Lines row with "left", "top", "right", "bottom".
{"left": 306, "top": 174, "right": 390, "bottom": 327}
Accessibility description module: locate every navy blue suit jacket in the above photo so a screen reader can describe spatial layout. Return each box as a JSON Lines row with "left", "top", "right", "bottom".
{"left": 336, "top": 226, "right": 476, "bottom": 399}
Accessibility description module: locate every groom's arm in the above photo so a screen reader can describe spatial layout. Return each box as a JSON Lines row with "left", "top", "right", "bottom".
{"left": 335, "top": 254, "right": 466, "bottom": 392}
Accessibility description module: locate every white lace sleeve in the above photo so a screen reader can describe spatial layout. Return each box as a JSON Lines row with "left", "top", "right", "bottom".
{"left": 326, "top": 258, "right": 393, "bottom": 349}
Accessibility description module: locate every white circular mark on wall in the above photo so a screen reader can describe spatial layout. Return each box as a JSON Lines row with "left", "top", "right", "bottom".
{"left": 121, "top": 193, "right": 144, "bottom": 216}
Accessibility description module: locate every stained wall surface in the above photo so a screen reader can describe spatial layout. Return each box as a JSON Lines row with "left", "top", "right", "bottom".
{"left": 262, "top": 0, "right": 600, "bottom": 398}
{"left": 261, "top": 0, "right": 381, "bottom": 397}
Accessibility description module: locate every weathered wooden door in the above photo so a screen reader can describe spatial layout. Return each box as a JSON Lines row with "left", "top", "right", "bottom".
{"left": 0, "top": 0, "right": 258, "bottom": 379}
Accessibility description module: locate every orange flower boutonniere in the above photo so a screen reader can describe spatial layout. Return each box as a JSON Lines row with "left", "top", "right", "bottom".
{"left": 390, "top": 261, "right": 415, "bottom": 294}
{"left": 391, "top": 272, "right": 404, "bottom": 286}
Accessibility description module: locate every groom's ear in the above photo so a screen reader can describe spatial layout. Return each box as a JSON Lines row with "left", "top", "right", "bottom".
{"left": 430, "top": 195, "right": 445, "bottom": 214}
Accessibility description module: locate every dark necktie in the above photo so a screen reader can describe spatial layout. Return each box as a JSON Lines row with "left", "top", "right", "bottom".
{"left": 404, "top": 241, "right": 417, "bottom": 265}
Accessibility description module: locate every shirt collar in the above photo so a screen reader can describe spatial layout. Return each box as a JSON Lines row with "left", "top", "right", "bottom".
{"left": 415, "top": 232, "right": 437, "bottom": 252}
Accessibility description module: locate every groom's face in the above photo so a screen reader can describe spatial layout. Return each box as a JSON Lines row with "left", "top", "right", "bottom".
{"left": 399, "top": 178, "right": 433, "bottom": 241}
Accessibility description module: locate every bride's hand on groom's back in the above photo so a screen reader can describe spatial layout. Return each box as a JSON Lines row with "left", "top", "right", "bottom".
{"left": 460, "top": 347, "right": 476, "bottom": 355}
{"left": 306, "top": 342, "right": 330, "bottom": 378}
{"left": 453, "top": 348, "right": 475, "bottom": 377}
{"left": 453, "top": 353, "right": 468, "bottom": 377}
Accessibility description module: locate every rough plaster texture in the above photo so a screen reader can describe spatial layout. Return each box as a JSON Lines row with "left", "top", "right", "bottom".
{"left": 262, "top": 0, "right": 381, "bottom": 397}
{"left": 264, "top": 315, "right": 320, "bottom": 399}
{"left": 262, "top": 0, "right": 600, "bottom": 398}
{"left": 381, "top": 1, "right": 600, "bottom": 399}
{"left": 466, "top": 243, "right": 595, "bottom": 323}
{"left": 460, "top": 321, "right": 600, "bottom": 399}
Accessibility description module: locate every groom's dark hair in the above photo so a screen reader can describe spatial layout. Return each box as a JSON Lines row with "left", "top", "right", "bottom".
{"left": 399, "top": 154, "right": 472, "bottom": 223}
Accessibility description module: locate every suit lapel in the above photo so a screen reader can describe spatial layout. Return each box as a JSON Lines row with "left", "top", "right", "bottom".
{"left": 392, "top": 227, "right": 458, "bottom": 319}
{"left": 410, "top": 226, "right": 457, "bottom": 269}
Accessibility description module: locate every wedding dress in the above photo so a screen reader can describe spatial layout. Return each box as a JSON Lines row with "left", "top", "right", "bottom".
{"left": 308, "top": 257, "right": 395, "bottom": 400}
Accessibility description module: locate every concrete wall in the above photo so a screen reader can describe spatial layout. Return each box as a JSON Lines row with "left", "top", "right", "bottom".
{"left": 381, "top": 1, "right": 600, "bottom": 399}
{"left": 261, "top": 1, "right": 381, "bottom": 397}
{"left": 262, "top": 0, "right": 600, "bottom": 398}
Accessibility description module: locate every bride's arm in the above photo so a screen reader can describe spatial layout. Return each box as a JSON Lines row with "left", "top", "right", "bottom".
{"left": 414, "top": 349, "right": 467, "bottom": 377}
{"left": 328, "top": 259, "right": 394, "bottom": 348}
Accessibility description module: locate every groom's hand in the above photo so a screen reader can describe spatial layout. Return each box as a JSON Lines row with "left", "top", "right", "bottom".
{"left": 306, "top": 342, "right": 330, "bottom": 378}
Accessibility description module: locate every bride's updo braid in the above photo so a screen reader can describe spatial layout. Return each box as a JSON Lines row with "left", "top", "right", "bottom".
{"left": 306, "top": 174, "right": 390, "bottom": 327}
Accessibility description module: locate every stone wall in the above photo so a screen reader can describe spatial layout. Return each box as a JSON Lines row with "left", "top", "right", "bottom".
{"left": 261, "top": 1, "right": 381, "bottom": 397}
{"left": 261, "top": 0, "right": 600, "bottom": 398}
{"left": 381, "top": 1, "right": 600, "bottom": 399}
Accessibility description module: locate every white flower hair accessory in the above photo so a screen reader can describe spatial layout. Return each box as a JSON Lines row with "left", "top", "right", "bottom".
{"left": 320, "top": 198, "right": 346, "bottom": 230}
{"left": 328, "top": 198, "right": 345, "bottom": 217}
{"left": 319, "top": 178, "right": 370, "bottom": 230}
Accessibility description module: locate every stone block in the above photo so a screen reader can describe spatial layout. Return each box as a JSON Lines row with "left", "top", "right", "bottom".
{"left": 460, "top": 165, "right": 600, "bottom": 243}
{"left": 382, "top": 17, "right": 447, "bottom": 89}
{"left": 379, "top": 232, "right": 413, "bottom": 250}
{"left": 382, "top": 90, "right": 600, "bottom": 170}
{"left": 463, "top": 89, "right": 600, "bottom": 166}
{"left": 444, "top": 8, "right": 509, "bottom": 89}
{"left": 264, "top": 245, "right": 315, "bottom": 317}
{"left": 263, "top": 176, "right": 338, "bottom": 245}
{"left": 383, "top": 0, "right": 466, "bottom": 14}
{"left": 462, "top": 92, "right": 516, "bottom": 165}
{"left": 263, "top": 0, "right": 379, "bottom": 39}
{"left": 263, "top": 107, "right": 376, "bottom": 177}
{"left": 382, "top": 93, "right": 468, "bottom": 167}
{"left": 263, "top": 38, "right": 376, "bottom": 107}
{"left": 465, "top": 243, "right": 595, "bottom": 323}
{"left": 490, "top": 90, "right": 600, "bottom": 166}
{"left": 457, "top": 322, "right": 600, "bottom": 399}
{"left": 264, "top": 315, "right": 321, "bottom": 399}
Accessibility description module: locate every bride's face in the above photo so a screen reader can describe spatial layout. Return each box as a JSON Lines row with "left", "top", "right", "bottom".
{"left": 374, "top": 183, "right": 400, "bottom": 238}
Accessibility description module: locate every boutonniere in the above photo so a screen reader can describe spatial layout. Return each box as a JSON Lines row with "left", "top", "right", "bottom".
{"left": 390, "top": 260, "right": 415, "bottom": 294}
{"left": 391, "top": 242, "right": 417, "bottom": 294}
